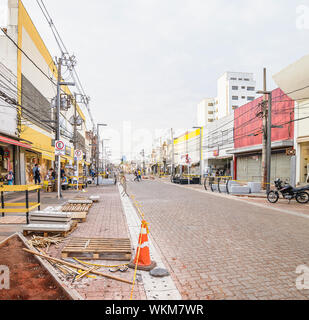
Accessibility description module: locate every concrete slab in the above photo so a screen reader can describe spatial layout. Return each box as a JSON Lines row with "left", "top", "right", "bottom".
{"left": 248, "top": 182, "right": 261, "bottom": 193}
{"left": 23, "top": 223, "right": 72, "bottom": 232}
{"left": 30, "top": 212, "right": 73, "bottom": 218}
{"left": 230, "top": 185, "right": 250, "bottom": 194}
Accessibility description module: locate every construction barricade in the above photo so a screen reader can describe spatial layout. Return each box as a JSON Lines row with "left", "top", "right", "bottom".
{"left": 0, "top": 184, "right": 41, "bottom": 224}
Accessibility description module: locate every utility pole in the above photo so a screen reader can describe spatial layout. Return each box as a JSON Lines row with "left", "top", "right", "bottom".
{"left": 73, "top": 93, "right": 79, "bottom": 188}
{"left": 96, "top": 124, "right": 100, "bottom": 186}
{"left": 257, "top": 68, "right": 272, "bottom": 193}
{"left": 266, "top": 92, "right": 272, "bottom": 193}
{"left": 171, "top": 128, "right": 175, "bottom": 176}
{"left": 96, "top": 123, "right": 107, "bottom": 186}
{"left": 261, "top": 68, "right": 268, "bottom": 190}
{"left": 55, "top": 55, "right": 75, "bottom": 199}
{"left": 141, "top": 149, "right": 145, "bottom": 174}
{"left": 73, "top": 93, "right": 77, "bottom": 150}
{"left": 193, "top": 126, "right": 203, "bottom": 184}
{"left": 102, "top": 139, "right": 104, "bottom": 174}
{"left": 56, "top": 57, "right": 62, "bottom": 199}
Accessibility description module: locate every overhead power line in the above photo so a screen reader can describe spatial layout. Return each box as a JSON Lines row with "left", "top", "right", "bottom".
{"left": 36, "top": 0, "right": 95, "bottom": 129}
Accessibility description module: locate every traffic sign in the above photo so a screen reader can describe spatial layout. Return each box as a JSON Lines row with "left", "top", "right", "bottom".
{"left": 75, "top": 149, "right": 83, "bottom": 160}
{"left": 55, "top": 140, "right": 65, "bottom": 156}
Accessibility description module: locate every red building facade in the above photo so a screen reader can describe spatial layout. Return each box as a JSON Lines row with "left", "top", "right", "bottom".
{"left": 232, "top": 88, "right": 295, "bottom": 182}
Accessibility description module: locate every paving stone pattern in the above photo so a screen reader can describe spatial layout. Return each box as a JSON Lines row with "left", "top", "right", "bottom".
{"left": 127, "top": 178, "right": 309, "bottom": 300}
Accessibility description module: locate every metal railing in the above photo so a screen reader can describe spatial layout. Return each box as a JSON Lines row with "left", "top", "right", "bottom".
{"left": 204, "top": 176, "right": 232, "bottom": 194}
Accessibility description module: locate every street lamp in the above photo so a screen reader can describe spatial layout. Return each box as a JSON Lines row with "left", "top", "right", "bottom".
{"left": 96, "top": 123, "right": 107, "bottom": 186}
{"left": 193, "top": 126, "right": 203, "bottom": 185}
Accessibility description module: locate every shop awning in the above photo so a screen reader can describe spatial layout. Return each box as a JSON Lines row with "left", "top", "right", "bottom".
{"left": 61, "top": 155, "right": 74, "bottom": 162}
{"left": 0, "top": 135, "right": 32, "bottom": 149}
{"left": 32, "top": 148, "right": 55, "bottom": 161}
{"left": 42, "top": 153, "right": 55, "bottom": 161}
{"left": 227, "top": 140, "right": 293, "bottom": 155}
{"left": 273, "top": 54, "right": 309, "bottom": 101}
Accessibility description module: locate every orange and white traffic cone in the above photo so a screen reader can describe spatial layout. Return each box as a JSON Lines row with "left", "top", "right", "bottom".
{"left": 129, "top": 220, "right": 156, "bottom": 271}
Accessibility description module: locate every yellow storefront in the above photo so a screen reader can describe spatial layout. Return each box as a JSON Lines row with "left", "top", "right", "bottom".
{"left": 21, "top": 126, "right": 55, "bottom": 184}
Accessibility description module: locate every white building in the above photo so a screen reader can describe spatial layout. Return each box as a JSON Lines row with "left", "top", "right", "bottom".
{"left": 217, "top": 72, "right": 256, "bottom": 119}
{"left": 197, "top": 98, "right": 216, "bottom": 127}
{"left": 273, "top": 54, "right": 309, "bottom": 185}
{"left": 203, "top": 113, "right": 234, "bottom": 176}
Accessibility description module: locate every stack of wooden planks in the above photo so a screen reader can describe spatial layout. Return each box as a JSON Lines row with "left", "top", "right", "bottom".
{"left": 61, "top": 201, "right": 92, "bottom": 214}
{"left": 61, "top": 237, "right": 132, "bottom": 261}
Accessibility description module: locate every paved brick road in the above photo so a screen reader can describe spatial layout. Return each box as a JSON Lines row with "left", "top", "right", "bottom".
{"left": 127, "top": 178, "right": 309, "bottom": 300}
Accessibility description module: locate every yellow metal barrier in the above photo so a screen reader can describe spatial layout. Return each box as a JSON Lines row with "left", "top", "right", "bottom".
{"left": 0, "top": 185, "right": 41, "bottom": 224}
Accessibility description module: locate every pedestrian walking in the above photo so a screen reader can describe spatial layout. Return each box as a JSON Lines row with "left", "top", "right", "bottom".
{"left": 33, "top": 164, "right": 41, "bottom": 185}
{"left": 51, "top": 168, "right": 56, "bottom": 180}
{"left": 134, "top": 170, "right": 139, "bottom": 182}
{"left": 60, "top": 167, "right": 65, "bottom": 179}
{"left": 138, "top": 169, "right": 142, "bottom": 182}
{"left": 6, "top": 170, "right": 14, "bottom": 185}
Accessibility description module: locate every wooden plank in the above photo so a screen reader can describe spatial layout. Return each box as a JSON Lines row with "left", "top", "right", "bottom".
{"left": 23, "top": 248, "right": 133, "bottom": 285}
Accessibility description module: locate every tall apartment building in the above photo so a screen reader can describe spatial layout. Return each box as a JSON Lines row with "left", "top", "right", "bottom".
{"left": 197, "top": 72, "right": 256, "bottom": 126}
{"left": 217, "top": 72, "right": 256, "bottom": 119}
{"left": 197, "top": 98, "right": 216, "bottom": 127}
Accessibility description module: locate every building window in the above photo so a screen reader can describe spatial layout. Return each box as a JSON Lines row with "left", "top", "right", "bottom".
{"left": 208, "top": 111, "right": 214, "bottom": 114}
{"left": 244, "top": 78, "right": 250, "bottom": 81}
{"left": 247, "top": 86, "right": 255, "bottom": 91}
{"left": 247, "top": 96, "right": 255, "bottom": 101}
{"left": 230, "top": 77, "right": 237, "bottom": 80}
{"left": 208, "top": 103, "right": 214, "bottom": 106}
{"left": 238, "top": 78, "right": 242, "bottom": 80}
{"left": 232, "top": 105, "right": 238, "bottom": 110}
{"left": 232, "top": 86, "right": 238, "bottom": 90}
{"left": 232, "top": 96, "right": 238, "bottom": 100}
{"left": 208, "top": 119, "right": 214, "bottom": 122}
{"left": 241, "top": 96, "right": 245, "bottom": 99}
{"left": 241, "top": 86, "right": 245, "bottom": 89}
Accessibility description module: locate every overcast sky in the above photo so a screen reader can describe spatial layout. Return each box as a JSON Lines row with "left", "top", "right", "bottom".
{"left": 5, "top": 0, "right": 309, "bottom": 160}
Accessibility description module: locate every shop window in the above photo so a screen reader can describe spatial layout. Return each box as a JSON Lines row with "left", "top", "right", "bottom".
{"left": 0, "top": 146, "right": 13, "bottom": 183}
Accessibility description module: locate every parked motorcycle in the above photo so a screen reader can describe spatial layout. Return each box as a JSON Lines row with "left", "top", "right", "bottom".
{"left": 267, "top": 179, "right": 309, "bottom": 203}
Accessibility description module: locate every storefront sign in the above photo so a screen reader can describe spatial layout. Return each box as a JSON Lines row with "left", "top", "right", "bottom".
{"left": 213, "top": 150, "right": 219, "bottom": 157}
{"left": 286, "top": 147, "right": 296, "bottom": 156}
{"left": 65, "top": 146, "right": 71, "bottom": 156}
{"left": 3, "top": 149, "right": 9, "bottom": 159}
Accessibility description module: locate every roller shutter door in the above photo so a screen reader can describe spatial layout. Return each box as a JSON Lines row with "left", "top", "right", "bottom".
{"left": 237, "top": 155, "right": 261, "bottom": 182}
{"left": 271, "top": 152, "right": 291, "bottom": 182}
